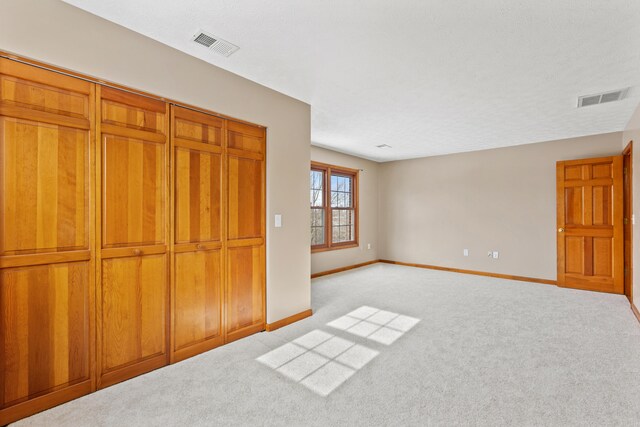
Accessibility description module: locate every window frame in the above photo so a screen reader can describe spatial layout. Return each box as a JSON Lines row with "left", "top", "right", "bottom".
{"left": 310, "top": 161, "right": 359, "bottom": 252}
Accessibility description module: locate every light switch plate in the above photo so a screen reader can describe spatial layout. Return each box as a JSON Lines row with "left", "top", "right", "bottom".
{"left": 492, "top": 251, "right": 499, "bottom": 259}
{"left": 463, "top": 249, "right": 469, "bottom": 257}
{"left": 274, "top": 214, "right": 282, "bottom": 228}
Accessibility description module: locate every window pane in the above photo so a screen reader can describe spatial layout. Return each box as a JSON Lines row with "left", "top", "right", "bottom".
{"left": 331, "top": 209, "right": 354, "bottom": 243}
{"left": 331, "top": 174, "right": 352, "bottom": 208}
{"left": 311, "top": 208, "right": 325, "bottom": 246}
{"left": 310, "top": 170, "right": 324, "bottom": 207}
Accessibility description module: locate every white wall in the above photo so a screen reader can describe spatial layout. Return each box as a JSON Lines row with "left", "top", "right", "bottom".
{"left": 310, "top": 146, "right": 379, "bottom": 274}
{"left": 0, "top": 0, "right": 311, "bottom": 323}
{"left": 379, "top": 132, "right": 623, "bottom": 280}
{"left": 622, "top": 103, "right": 640, "bottom": 305}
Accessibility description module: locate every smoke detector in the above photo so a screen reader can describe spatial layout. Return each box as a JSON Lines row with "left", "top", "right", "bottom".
{"left": 192, "top": 30, "right": 239, "bottom": 57}
{"left": 578, "top": 88, "right": 629, "bottom": 108}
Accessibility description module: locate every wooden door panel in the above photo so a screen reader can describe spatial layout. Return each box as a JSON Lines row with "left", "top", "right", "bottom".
{"left": 102, "top": 135, "right": 165, "bottom": 248}
{"left": 225, "top": 121, "right": 265, "bottom": 342}
{"left": 557, "top": 156, "right": 623, "bottom": 293}
{"left": 97, "top": 86, "right": 168, "bottom": 388}
{"left": 228, "top": 131, "right": 264, "bottom": 154}
{"left": 0, "top": 76, "right": 89, "bottom": 119}
{"left": 100, "top": 88, "right": 166, "bottom": 135}
{"left": 564, "top": 187, "right": 583, "bottom": 226}
{"left": 100, "top": 255, "right": 166, "bottom": 373}
{"left": 175, "top": 148, "right": 221, "bottom": 244}
{"left": 174, "top": 250, "right": 222, "bottom": 351}
{"left": 0, "top": 262, "right": 90, "bottom": 407}
{"left": 102, "top": 100, "right": 165, "bottom": 133}
{"left": 0, "top": 58, "right": 95, "bottom": 424}
{"left": 226, "top": 246, "right": 264, "bottom": 336}
{"left": 228, "top": 157, "right": 263, "bottom": 240}
{"left": 565, "top": 237, "right": 583, "bottom": 274}
{"left": 174, "top": 111, "right": 223, "bottom": 146}
{"left": 592, "top": 163, "right": 612, "bottom": 179}
{"left": 564, "top": 164, "right": 584, "bottom": 181}
{"left": 593, "top": 238, "right": 612, "bottom": 277}
{"left": 0, "top": 118, "right": 89, "bottom": 255}
{"left": 592, "top": 186, "right": 612, "bottom": 225}
{"left": 170, "top": 106, "right": 225, "bottom": 362}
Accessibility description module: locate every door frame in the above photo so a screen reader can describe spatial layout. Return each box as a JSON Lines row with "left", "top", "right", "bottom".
{"left": 623, "top": 140, "right": 633, "bottom": 302}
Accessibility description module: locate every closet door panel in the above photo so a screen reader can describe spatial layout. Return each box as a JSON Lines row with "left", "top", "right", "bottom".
{"left": 102, "top": 135, "right": 165, "bottom": 247}
{"left": 170, "top": 106, "right": 224, "bottom": 362}
{"left": 228, "top": 156, "right": 263, "bottom": 240}
{"left": 226, "top": 245, "right": 264, "bottom": 336}
{"left": 174, "top": 148, "right": 221, "bottom": 244}
{"left": 101, "top": 255, "right": 166, "bottom": 372}
{"left": 0, "top": 118, "right": 89, "bottom": 255}
{"left": 174, "top": 250, "right": 222, "bottom": 350}
{"left": 173, "top": 108, "right": 222, "bottom": 147}
{"left": 97, "top": 86, "right": 168, "bottom": 388}
{"left": 100, "top": 87, "right": 166, "bottom": 135}
{"left": 0, "top": 262, "right": 90, "bottom": 407}
{"left": 225, "top": 121, "right": 265, "bottom": 342}
{"left": 0, "top": 58, "right": 95, "bottom": 425}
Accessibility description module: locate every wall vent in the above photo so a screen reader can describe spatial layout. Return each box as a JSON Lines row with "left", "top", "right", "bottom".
{"left": 192, "top": 30, "right": 239, "bottom": 57}
{"left": 376, "top": 144, "right": 392, "bottom": 149}
{"left": 578, "top": 88, "right": 629, "bottom": 108}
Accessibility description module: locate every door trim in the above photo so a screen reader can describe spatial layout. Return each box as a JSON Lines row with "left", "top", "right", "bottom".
{"left": 623, "top": 141, "right": 633, "bottom": 302}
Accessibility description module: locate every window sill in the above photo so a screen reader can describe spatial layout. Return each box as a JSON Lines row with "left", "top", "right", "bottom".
{"left": 311, "top": 243, "right": 359, "bottom": 253}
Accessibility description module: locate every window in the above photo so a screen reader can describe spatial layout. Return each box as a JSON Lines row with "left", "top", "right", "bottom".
{"left": 310, "top": 162, "right": 358, "bottom": 251}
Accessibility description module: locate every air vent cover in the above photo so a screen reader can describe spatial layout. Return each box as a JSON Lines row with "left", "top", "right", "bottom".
{"left": 192, "top": 30, "right": 239, "bottom": 57}
{"left": 376, "top": 144, "right": 392, "bottom": 149}
{"left": 578, "top": 88, "right": 629, "bottom": 108}
{"left": 193, "top": 32, "right": 217, "bottom": 48}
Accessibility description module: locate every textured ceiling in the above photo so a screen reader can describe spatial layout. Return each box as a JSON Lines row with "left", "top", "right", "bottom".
{"left": 63, "top": 0, "right": 640, "bottom": 161}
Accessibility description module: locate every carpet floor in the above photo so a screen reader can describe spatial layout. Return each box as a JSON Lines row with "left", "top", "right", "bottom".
{"left": 14, "top": 263, "right": 640, "bottom": 426}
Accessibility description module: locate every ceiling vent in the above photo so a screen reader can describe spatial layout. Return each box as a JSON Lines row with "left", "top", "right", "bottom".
{"left": 578, "top": 88, "right": 629, "bottom": 108}
{"left": 192, "top": 30, "right": 239, "bottom": 57}
{"left": 376, "top": 144, "right": 392, "bottom": 149}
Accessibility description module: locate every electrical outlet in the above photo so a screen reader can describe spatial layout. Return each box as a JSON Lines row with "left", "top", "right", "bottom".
{"left": 492, "top": 251, "right": 499, "bottom": 259}
{"left": 463, "top": 249, "right": 469, "bottom": 257}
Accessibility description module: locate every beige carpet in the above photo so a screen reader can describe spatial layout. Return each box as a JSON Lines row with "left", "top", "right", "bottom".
{"left": 14, "top": 263, "right": 640, "bottom": 426}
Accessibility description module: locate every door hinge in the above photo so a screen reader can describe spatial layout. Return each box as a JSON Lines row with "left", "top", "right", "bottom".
{"left": 624, "top": 217, "right": 629, "bottom": 225}
{"left": 624, "top": 167, "right": 627, "bottom": 175}
{"left": 625, "top": 267, "right": 629, "bottom": 277}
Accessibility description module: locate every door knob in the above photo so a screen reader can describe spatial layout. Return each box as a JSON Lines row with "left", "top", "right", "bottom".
{"left": 132, "top": 248, "right": 142, "bottom": 256}
{"left": 558, "top": 228, "right": 565, "bottom": 232}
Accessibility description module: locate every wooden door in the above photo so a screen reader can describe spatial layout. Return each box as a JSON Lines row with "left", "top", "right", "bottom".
{"left": 0, "top": 59, "right": 95, "bottom": 424}
{"left": 170, "top": 106, "right": 225, "bottom": 362}
{"left": 226, "top": 121, "right": 266, "bottom": 342}
{"left": 96, "top": 86, "right": 169, "bottom": 388}
{"left": 557, "top": 156, "right": 624, "bottom": 293}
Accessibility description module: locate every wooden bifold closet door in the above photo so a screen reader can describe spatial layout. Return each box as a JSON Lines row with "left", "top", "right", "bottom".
{"left": 226, "top": 121, "right": 266, "bottom": 342}
{"left": 0, "top": 59, "right": 95, "bottom": 424}
{"left": 0, "top": 56, "right": 266, "bottom": 423}
{"left": 170, "top": 106, "right": 225, "bottom": 362}
{"left": 96, "top": 86, "right": 169, "bottom": 388}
